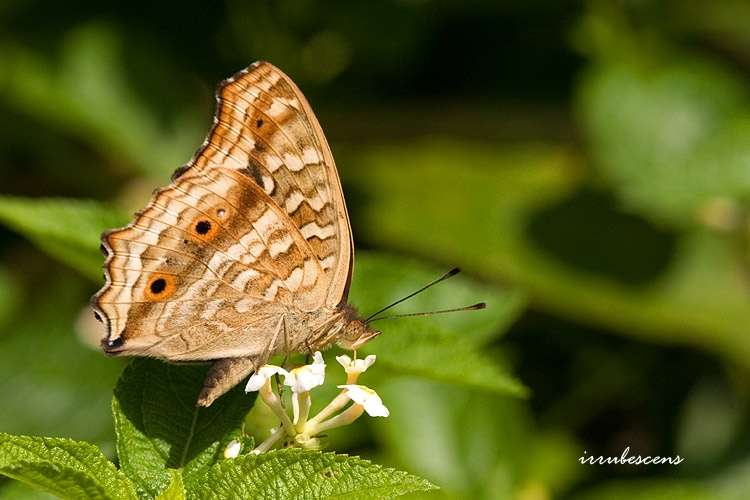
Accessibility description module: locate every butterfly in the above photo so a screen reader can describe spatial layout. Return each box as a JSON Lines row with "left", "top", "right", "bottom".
{"left": 91, "top": 61, "right": 380, "bottom": 407}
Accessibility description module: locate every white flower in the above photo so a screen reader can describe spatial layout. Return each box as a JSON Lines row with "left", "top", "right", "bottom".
{"left": 336, "top": 354, "right": 376, "bottom": 375}
{"left": 284, "top": 351, "right": 326, "bottom": 393}
{"left": 245, "top": 365, "right": 288, "bottom": 392}
{"left": 223, "top": 439, "right": 241, "bottom": 459}
{"left": 338, "top": 384, "right": 390, "bottom": 417}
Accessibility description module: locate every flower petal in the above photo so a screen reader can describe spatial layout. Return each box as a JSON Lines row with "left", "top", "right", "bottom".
{"left": 335, "top": 354, "right": 352, "bottom": 368}
{"left": 337, "top": 353, "right": 377, "bottom": 375}
{"left": 223, "top": 439, "right": 241, "bottom": 459}
{"left": 284, "top": 352, "right": 326, "bottom": 393}
{"left": 363, "top": 395, "right": 389, "bottom": 417}
{"left": 337, "top": 384, "right": 389, "bottom": 417}
{"left": 353, "top": 354, "right": 376, "bottom": 372}
{"left": 245, "top": 365, "right": 288, "bottom": 392}
{"left": 312, "top": 351, "right": 325, "bottom": 365}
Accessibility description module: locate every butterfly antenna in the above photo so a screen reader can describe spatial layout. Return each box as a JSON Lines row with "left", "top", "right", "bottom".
{"left": 367, "top": 302, "right": 486, "bottom": 323}
{"left": 365, "top": 267, "right": 461, "bottom": 323}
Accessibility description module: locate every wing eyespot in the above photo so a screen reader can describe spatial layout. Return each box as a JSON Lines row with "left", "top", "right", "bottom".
{"left": 188, "top": 216, "right": 219, "bottom": 242}
{"left": 195, "top": 220, "right": 212, "bottom": 235}
{"left": 150, "top": 278, "right": 167, "bottom": 293}
{"left": 145, "top": 274, "right": 177, "bottom": 301}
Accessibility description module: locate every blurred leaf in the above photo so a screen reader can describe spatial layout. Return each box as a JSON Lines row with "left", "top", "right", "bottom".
{"left": 0, "top": 196, "right": 127, "bottom": 280}
{"left": 712, "top": 459, "right": 750, "bottom": 500}
{"left": 344, "top": 140, "right": 750, "bottom": 367}
{"left": 661, "top": 1, "right": 750, "bottom": 75}
{"left": 351, "top": 252, "right": 527, "bottom": 396}
{"left": 351, "top": 253, "right": 525, "bottom": 343}
{"left": 373, "top": 379, "right": 498, "bottom": 494}
{"left": 578, "top": 54, "right": 750, "bottom": 225}
{"left": 0, "top": 24, "right": 202, "bottom": 177}
{"left": 0, "top": 480, "right": 57, "bottom": 499}
{"left": 0, "top": 433, "right": 137, "bottom": 500}
{"left": 112, "top": 359, "right": 256, "bottom": 498}
{"left": 191, "top": 449, "right": 436, "bottom": 500}
{"left": 676, "top": 377, "right": 743, "bottom": 467}
{"left": 0, "top": 272, "right": 121, "bottom": 449}
{"left": 0, "top": 265, "right": 21, "bottom": 329}
{"left": 522, "top": 430, "right": 584, "bottom": 496}
{"left": 371, "top": 378, "right": 577, "bottom": 499}
{"left": 364, "top": 322, "right": 525, "bottom": 396}
{"left": 573, "top": 479, "right": 720, "bottom": 500}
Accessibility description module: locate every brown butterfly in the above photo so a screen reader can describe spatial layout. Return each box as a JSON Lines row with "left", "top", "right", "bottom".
{"left": 91, "top": 62, "right": 380, "bottom": 406}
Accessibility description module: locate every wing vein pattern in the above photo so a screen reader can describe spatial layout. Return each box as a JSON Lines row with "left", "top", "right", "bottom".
{"left": 92, "top": 61, "right": 353, "bottom": 361}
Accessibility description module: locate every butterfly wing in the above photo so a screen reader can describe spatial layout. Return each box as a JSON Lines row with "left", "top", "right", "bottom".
{"left": 92, "top": 62, "right": 352, "bottom": 362}
{"left": 175, "top": 61, "right": 353, "bottom": 308}
{"left": 94, "top": 167, "right": 323, "bottom": 360}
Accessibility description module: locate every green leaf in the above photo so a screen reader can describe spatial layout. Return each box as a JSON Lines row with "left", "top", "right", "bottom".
{"left": 350, "top": 252, "right": 527, "bottom": 396}
{"left": 365, "top": 320, "right": 525, "bottom": 396}
{"left": 155, "top": 471, "right": 186, "bottom": 500}
{"left": 372, "top": 376, "right": 582, "bottom": 498}
{"left": 0, "top": 273, "right": 123, "bottom": 450}
{"left": 112, "top": 359, "right": 256, "bottom": 498}
{"left": 712, "top": 459, "right": 750, "bottom": 500}
{"left": 0, "top": 433, "right": 137, "bottom": 500}
{"left": 0, "top": 265, "right": 21, "bottom": 329}
{"left": 573, "top": 479, "right": 720, "bottom": 500}
{"left": 577, "top": 54, "right": 750, "bottom": 225}
{"left": 189, "top": 449, "right": 436, "bottom": 500}
{"left": 0, "top": 196, "right": 127, "bottom": 281}
{"left": 0, "top": 480, "right": 58, "bottom": 499}
{"left": 372, "top": 378, "right": 529, "bottom": 497}
{"left": 343, "top": 140, "right": 750, "bottom": 369}
{"left": 0, "top": 24, "right": 202, "bottom": 177}
{"left": 351, "top": 252, "right": 525, "bottom": 344}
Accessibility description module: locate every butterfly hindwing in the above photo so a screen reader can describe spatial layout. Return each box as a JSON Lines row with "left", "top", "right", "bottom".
{"left": 94, "top": 167, "right": 325, "bottom": 359}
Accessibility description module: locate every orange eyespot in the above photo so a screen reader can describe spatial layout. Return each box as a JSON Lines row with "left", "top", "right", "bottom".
{"left": 188, "top": 216, "right": 220, "bottom": 242}
{"left": 195, "top": 220, "right": 211, "bottom": 234}
{"left": 144, "top": 273, "right": 177, "bottom": 301}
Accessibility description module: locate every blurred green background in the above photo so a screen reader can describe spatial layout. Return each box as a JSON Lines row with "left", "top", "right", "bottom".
{"left": 3, "top": 1, "right": 750, "bottom": 498}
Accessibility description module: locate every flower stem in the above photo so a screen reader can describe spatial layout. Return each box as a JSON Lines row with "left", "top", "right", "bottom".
{"left": 307, "top": 391, "right": 351, "bottom": 427}
{"left": 307, "top": 404, "right": 365, "bottom": 435}
{"left": 260, "top": 381, "right": 295, "bottom": 436}
{"left": 294, "top": 392, "right": 311, "bottom": 433}
{"left": 252, "top": 427, "right": 286, "bottom": 454}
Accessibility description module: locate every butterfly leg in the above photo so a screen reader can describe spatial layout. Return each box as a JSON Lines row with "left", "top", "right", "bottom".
{"left": 280, "top": 316, "right": 291, "bottom": 369}
{"left": 278, "top": 318, "right": 290, "bottom": 400}
{"left": 197, "top": 314, "right": 286, "bottom": 407}
{"left": 197, "top": 357, "right": 258, "bottom": 407}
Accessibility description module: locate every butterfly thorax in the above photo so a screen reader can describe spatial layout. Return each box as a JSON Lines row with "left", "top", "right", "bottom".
{"left": 287, "top": 303, "right": 379, "bottom": 354}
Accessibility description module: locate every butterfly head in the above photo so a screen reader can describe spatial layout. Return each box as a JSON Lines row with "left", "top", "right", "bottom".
{"left": 336, "top": 319, "right": 380, "bottom": 350}
{"left": 335, "top": 304, "right": 380, "bottom": 350}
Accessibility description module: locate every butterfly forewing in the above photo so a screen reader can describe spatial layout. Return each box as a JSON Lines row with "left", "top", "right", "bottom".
{"left": 176, "top": 61, "right": 352, "bottom": 304}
